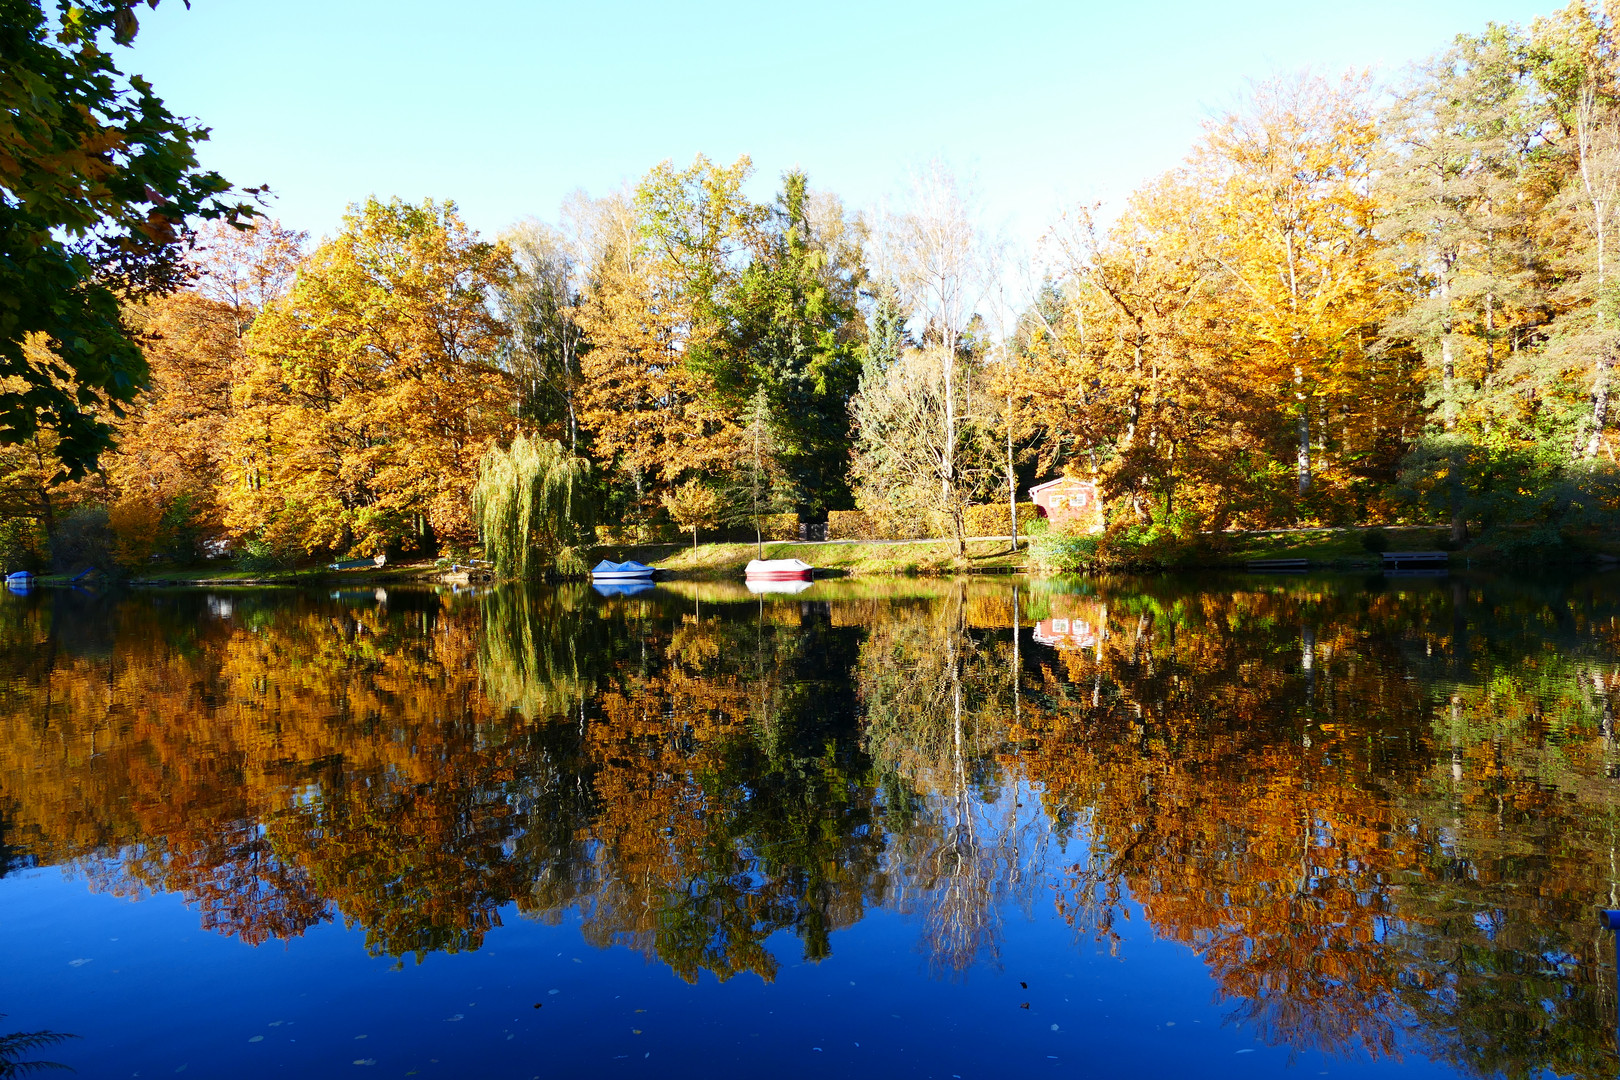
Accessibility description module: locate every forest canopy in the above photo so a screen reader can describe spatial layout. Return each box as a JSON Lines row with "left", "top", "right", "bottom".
{"left": 7, "top": 1, "right": 1620, "bottom": 571}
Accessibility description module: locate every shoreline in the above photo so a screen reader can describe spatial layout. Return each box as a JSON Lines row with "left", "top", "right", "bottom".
{"left": 14, "top": 525, "right": 1616, "bottom": 588}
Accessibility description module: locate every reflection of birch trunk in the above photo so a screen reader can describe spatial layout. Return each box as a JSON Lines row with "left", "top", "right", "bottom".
{"left": 1092, "top": 602, "right": 1108, "bottom": 709}
{"left": 855, "top": 582, "right": 1047, "bottom": 977}
{"left": 1011, "top": 585, "right": 1020, "bottom": 726}
{"left": 1302, "top": 622, "right": 1316, "bottom": 718}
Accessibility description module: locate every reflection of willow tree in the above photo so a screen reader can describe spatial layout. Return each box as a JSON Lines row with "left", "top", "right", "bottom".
{"left": 1018, "top": 575, "right": 1620, "bottom": 1077}
{"left": 477, "top": 583, "right": 603, "bottom": 722}
{"left": 522, "top": 594, "right": 888, "bottom": 982}
{"left": 856, "top": 582, "right": 1046, "bottom": 976}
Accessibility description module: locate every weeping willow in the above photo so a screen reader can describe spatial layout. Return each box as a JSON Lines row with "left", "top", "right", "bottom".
{"left": 471, "top": 435, "right": 593, "bottom": 578}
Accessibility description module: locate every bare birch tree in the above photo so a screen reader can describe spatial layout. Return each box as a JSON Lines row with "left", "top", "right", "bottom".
{"left": 877, "top": 162, "right": 997, "bottom": 522}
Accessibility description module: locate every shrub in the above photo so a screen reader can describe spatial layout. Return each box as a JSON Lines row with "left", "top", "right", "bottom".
{"left": 50, "top": 507, "right": 114, "bottom": 572}
{"left": 109, "top": 495, "right": 164, "bottom": 568}
{"left": 962, "top": 502, "right": 1042, "bottom": 538}
{"left": 237, "top": 535, "right": 299, "bottom": 573}
{"left": 828, "top": 510, "right": 908, "bottom": 541}
{"left": 761, "top": 513, "right": 798, "bottom": 542}
{"left": 1360, "top": 528, "right": 1390, "bottom": 553}
{"left": 1029, "top": 523, "right": 1205, "bottom": 572}
{"left": 0, "top": 518, "right": 47, "bottom": 573}
{"left": 1029, "top": 529, "right": 1102, "bottom": 572}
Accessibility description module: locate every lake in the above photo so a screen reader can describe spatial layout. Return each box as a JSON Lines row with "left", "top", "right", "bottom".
{"left": 2, "top": 573, "right": 1617, "bottom": 1078}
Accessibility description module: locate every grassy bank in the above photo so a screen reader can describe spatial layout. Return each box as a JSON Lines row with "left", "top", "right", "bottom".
{"left": 120, "top": 561, "right": 452, "bottom": 587}
{"left": 45, "top": 524, "right": 1616, "bottom": 588}
{"left": 599, "top": 537, "right": 1028, "bottom": 578}
{"left": 1219, "top": 527, "right": 1457, "bottom": 567}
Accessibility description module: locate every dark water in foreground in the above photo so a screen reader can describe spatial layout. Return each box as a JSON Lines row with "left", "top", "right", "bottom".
{"left": 3, "top": 574, "right": 1620, "bottom": 1078}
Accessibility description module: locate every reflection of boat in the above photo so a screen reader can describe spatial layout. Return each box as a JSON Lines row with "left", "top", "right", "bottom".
{"left": 592, "top": 581, "right": 657, "bottom": 598}
{"left": 745, "top": 577, "right": 814, "bottom": 595}
{"left": 744, "top": 558, "right": 813, "bottom": 582}
{"left": 591, "top": 560, "right": 657, "bottom": 583}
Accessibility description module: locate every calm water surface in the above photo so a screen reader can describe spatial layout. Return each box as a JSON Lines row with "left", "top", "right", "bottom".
{"left": 3, "top": 574, "right": 1619, "bottom": 1078}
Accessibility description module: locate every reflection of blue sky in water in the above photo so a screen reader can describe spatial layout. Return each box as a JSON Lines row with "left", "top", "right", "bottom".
{"left": 2, "top": 575, "right": 1618, "bottom": 1078}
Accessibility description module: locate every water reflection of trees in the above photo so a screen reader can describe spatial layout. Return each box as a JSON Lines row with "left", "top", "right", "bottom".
{"left": 856, "top": 582, "right": 1048, "bottom": 977}
{"left": 1014, "top": 576, "right": 1620, "bottom": 1078}
{"left": 3, "top": 577, "right": 1620, "bottom": 1074}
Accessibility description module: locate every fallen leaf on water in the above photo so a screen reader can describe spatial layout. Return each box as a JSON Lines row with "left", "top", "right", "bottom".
{"left": 1020, "top": 981, "right": 1028, "bottom": 989}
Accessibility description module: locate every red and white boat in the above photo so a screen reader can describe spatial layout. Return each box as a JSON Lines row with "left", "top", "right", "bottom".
{"left": 744, "top": 558, "right": 814, "bottom": 582}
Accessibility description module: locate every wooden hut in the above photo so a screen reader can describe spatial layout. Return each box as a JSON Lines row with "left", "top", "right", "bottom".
{"left": 1028, "top": 477, "right": 1104, "bottom": 533}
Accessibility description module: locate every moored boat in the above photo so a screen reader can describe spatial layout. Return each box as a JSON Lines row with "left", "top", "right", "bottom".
{"left": 744, "top": 558, "right": 813, "bottom": 582}
{"left": 591, "top": 560, "right": 657, "bottom": 583}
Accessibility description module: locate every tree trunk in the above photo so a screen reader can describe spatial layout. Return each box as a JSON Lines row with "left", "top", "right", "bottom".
{"left": 1005, "top": 393, "right": 1018, "bottom": 552}
{"left": 1585, "top": 347, "right": 1613, "bottom": 460}
{"left": 1295, "top": 405, "right": 1311, "bottom": 495}
{"left": 1440, "top": 274, "right": 1468, "bottom": 544}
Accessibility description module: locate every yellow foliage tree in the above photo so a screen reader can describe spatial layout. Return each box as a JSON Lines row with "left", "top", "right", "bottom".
{"left": 226, "top": 198, "right": 516, "bottom": 556}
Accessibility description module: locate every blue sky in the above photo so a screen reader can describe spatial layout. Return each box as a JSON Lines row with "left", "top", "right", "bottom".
{"left": 130, "top": 0, "right": 1563, "bottom": 254}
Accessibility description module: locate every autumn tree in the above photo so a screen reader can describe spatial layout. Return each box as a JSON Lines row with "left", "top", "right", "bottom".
{"left": 660, "top": 479, "right": 722, "bottom": 551}
{"left": 1379, "top": 30, "right": 1557, "bottom": 543}
{"left": 499, "top": 221, "right": 589, "bottom": 450}
{"left": 573, "top": 170, "right": 747, "bottom": 532}
{"left": 0, "top": 0, "right": 260, "bottom": 478}
{"left": 1199, "top": 75, "right": 1390, "bottom": 515}
{"left": 96, "top": 220, "right": 308, "bottom": 566}
{"left": 227, "top": 198, "right": 514, "bottom": 557}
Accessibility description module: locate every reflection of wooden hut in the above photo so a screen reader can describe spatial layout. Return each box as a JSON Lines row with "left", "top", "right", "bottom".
{"left": 1028, "top": 477, "right": 1103, "bottom": 533}
{"left": 1032, "top": 596, "right": 1103, "bottom": 651}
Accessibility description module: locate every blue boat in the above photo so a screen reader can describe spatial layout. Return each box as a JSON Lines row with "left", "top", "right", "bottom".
{"left": 6, "top": 571, "right": 32, "bottom": 595}
{"left": 590, "top": 560, "right": 656, "bottom": 584}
